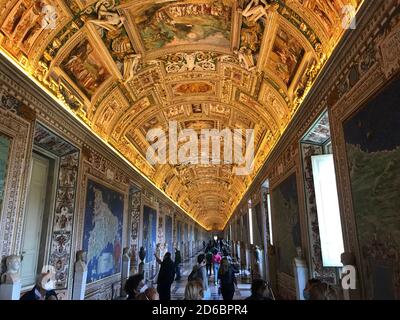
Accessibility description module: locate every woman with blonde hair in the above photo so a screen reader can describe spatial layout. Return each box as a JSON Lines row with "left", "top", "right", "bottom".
{"left": 184, "top": 280, "right": 204, "bottom": 300}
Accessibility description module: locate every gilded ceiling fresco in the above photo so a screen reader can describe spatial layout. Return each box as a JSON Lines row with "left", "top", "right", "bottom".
{"left": 0, "top": 0, "right": 362, "bottom": 230}
{"left": 132, "top": 1, "right": 233, "bottom": 51}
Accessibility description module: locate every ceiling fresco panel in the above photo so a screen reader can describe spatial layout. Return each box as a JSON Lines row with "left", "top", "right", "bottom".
{"left": 129, "top": 0, "right": 233, "bottom": 52}
{"left": 0, "top": 0, "right": 364, "bottom": 229}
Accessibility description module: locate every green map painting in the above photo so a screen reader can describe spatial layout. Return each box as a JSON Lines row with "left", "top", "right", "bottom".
{"left": 344, "top": 78, "right": 400, "bottom": 299}
{"left": 0, "top": 134, "right": 11, "bottom": 212}
{"left": 271, "top": 173, "right": 301, "bottom": 277}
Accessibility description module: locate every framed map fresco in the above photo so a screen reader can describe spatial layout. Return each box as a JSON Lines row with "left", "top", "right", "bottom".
{"left": 142, "top": 205, "right": 157, "bottom": 263}
{"left": 61, "top": 39, "right": 110, "bottom": 99}
{"left": 0, "top": 134, "right": 11, "bottom": 213}
{"left": 343, "top": 78, "right": 400, "bottom": 299}
{"left": 165, "top": 215, "right": 173, "bottom": 253}
{"left": 83, "top": 179, "right": 124, "bottom": 284}
{"left": 271, "top": 173, "right": 301, "bottom": 277}
{"left": 132, "top": 0, "right": 232, "bottom": 51}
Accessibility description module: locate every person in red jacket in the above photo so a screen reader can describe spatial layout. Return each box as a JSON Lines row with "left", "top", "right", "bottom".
{"left": 212, "top": 249, "right": 222, "bottom": 285}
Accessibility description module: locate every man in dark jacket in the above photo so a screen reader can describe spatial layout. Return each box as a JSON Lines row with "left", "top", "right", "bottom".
{"left": 245, "top": 279, "right": 273, "bottom": 300}
{"left": 20, "top": 272, "right": 58, "bottom": 300}
{"left": 155, "top": 252, "right": 176, "bottom": 300}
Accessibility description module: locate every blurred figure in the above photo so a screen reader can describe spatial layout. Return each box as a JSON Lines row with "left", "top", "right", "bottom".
{"left": 189, "top": 254, "right": 210, "bottom": 299}
{"left": 174, "top": 247, "right": 182, "bottom": 281}
{"left": 184, "top": 280, "right": 204, "bottom": 300}
{"left": 212, "top": 249, "right": 222, "bottom": 285}
{"left": 125, "top": 273, "right": 145, "bottom": 300}
{"left": 137, "top": 287, "right": 160, "bottom": 300}
{"left": 309, "top": 281, "right": 338, "bottom": 300}
{"left": 205, "top": 248, "right": 213, "bottom": 277}
{"left": 245, "top": 279, "right": 273, "bottom": 300}
{"left": 218, "top": 257, "right": 237, "bottom": 300}
{"left": 20, "top": 272, "right": 58, "bottom": 300}
{"left": 303, "top": 278, "right": 321, "bottom": 300}
{"left": 155, "top": 252, "right": 175, "bottom": 300}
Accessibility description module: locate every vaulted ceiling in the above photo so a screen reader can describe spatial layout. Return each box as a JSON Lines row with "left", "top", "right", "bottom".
{"left": 0, "top": 0, "right": 362, "bottom": 230}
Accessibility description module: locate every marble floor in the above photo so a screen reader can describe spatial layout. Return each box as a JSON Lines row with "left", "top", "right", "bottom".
{"left": 170, "top": 254, "right": 252, "bottom": 301}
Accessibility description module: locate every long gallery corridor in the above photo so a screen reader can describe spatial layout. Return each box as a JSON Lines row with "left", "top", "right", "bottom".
{"left": 0, "top": 0, "right": 399, "bottom": 302}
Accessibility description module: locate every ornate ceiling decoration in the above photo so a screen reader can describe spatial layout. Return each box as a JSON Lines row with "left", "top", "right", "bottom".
{"left": 0, "top": 0, "right": 362, "bottom": 230}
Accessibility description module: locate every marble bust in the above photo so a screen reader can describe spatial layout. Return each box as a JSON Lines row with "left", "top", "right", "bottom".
{"left": 76, "top": 250, "right": 86, "bottom": 263}
{"left": 1, "top": 255, "right": 21, "bottom": 284}
{"left": 122, "top": 247, "right": 130, "bottom": 261}
{"left": 75, "top": 250, "right": 87, "bottom": 273}
{"left": 296, "top": 247, "right": 304, "bottom": 259}
{"left": 341, "top": 252, "right": 356, "bottom": 266}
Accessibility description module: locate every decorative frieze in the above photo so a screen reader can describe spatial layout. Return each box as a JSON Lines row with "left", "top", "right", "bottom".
{"left": 0, "top": 107, "right": 32, "bottom": 258}
{"left": 49, "top": 152, "right": 79, "bottom": 290}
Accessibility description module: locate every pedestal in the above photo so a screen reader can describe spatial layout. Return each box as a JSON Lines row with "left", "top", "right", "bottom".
{"left": 121, "top": 254, "right": 131, "bottom": 297}
{"left": 245, "top": 246, "right": 251, "bottom": 271}
{"left": 0, "top": 282, "right": 21, "bottom": 300}
{"left": 72, "top": 264, "right": 87, "bottom": 300}
{"left": 293, "top": 257, "right": 309, "bottom": 300}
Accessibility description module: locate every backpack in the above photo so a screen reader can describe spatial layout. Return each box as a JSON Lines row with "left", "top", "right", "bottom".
{"left": 188, "top": 266, "right": 202, "bottom": 282}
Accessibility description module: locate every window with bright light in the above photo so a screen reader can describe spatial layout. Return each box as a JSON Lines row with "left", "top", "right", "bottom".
{"left": 311, "top": 154, "right": 344, "bottom": 267}
{"left": 248, "top": 205, "right": 254, "bottom": 245}
{"left": 267, "top": 192, "right": 273, "bottom": 245}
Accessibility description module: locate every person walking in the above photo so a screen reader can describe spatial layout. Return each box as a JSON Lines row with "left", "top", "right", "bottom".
{"left": 212, "top": 249, "right": 222, "bottom": 285}
{"left": 188, "top": 254, "right": 210, "bottom": 300}
{"left": 218, "top": 257, "right": 237, "bottom": 300}
{"left": 155, "top": 252, "right": 176, "bottom": 300}
{"left": 20, "top": 272, "right": 58, "bottom": 300}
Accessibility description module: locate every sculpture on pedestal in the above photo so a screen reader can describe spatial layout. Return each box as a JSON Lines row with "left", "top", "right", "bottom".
{"left": 293, "top": 247, "right": 309, "bottom": 300}
{"left": 75, "top": 250, "right": 87, "bottom": 272}
{"left": 72, "top": 250, "right": 87, "bottom": 300}
{"left": 138, "top": 246, "right": 146, "bottom": 275}
{"left": 1, "top": 255, "right": 21, "bottom": 284}
{"left": 155, "top": 243, "right": 161, "bottom": 258}
{"left": 121, "top": 247, "right": 131, "bottom": 297}
{"left": 251, "top": 245, "right": 261, "bottom": 279}
{"left": 155, "top": 243, "right": 161, "bottom": 275}
{"left": 295, "top": 247, "right": 303, "bottom": 261}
